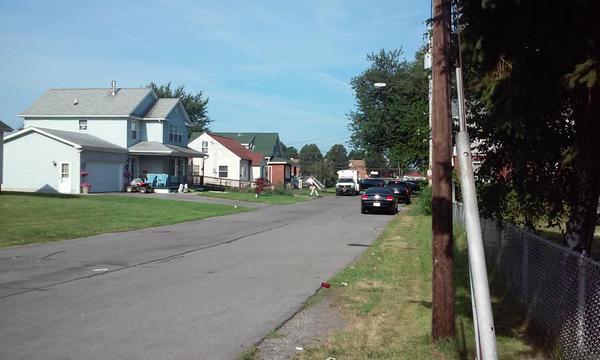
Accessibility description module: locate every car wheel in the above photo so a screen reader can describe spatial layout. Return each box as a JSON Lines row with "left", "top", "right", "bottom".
{"left": 405, "top": 199, "right": 411, "bottom": 205}
{"left": 361, "top": 207, "right": 366, "bottom": 214}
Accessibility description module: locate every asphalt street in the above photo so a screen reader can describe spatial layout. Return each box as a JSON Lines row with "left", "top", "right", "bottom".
{"left": 0, "top": 195, "right": 394, "bottom": 359}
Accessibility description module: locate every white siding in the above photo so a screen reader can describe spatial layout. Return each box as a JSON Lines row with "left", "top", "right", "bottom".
{"left": 23, "top": 118, "right": 127, "bottom": 148}
{"left": 189, "top": 133, "right": 241, "bottom": 181}
{"left": 3, "top": 132, "right": 80, "bottom": 193}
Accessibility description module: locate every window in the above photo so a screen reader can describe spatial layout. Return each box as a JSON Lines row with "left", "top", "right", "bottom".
{"left": 201, "top": 141, "right": 208, "bottom": 153}
{"left": 240, "top": 165, "right": 247, "bottom": 179}
{"left": 131, "top": 121, "right": 138, "bottom": 140}
{"left": 79, "top": 120, "right": 87, "bottom": 131}
{"left": 193, "top": 165, "right": 201, "bottom": 176}
{"left": 177, "top": 127, "right": 183, "bottom": 143}
{"left": 61, "top": 163, "right": 70, "bottom": 179}
{"left": 218, "top": 166, "right": 228, "bottom": 178}
{"left": 169, "top": 125, "right": 181, "bottom": 143}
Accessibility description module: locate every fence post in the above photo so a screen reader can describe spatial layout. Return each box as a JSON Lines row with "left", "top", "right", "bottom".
{"left": 577, "top": 252, "right": 587, "bottom": 351}
{"left": 522, "top": 233, "right": 528, "bottom": 303}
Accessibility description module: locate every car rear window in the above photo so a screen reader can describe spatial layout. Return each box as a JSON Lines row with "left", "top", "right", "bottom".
{"left": 365, "top": 187, "right": 393, "bottom": 195}
{"left": 386, "top": 181, "right": 408, "bottom": 189}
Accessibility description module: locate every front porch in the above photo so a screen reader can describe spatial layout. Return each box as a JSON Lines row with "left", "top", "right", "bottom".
{"left": 127, "top": 142, "right": 206, "bottom": 191}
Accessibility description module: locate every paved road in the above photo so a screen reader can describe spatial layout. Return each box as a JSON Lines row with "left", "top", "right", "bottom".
{"left": 0, "top": 195, "right": 393, "bottom": 359}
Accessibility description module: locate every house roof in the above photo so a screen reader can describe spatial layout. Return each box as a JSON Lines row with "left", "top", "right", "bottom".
{"left": 4, "top": 127, "right": 127, "bottom": 152}
{"left": 209, "top": 133, "right": 263, "bottom": 162}
{"left": 349, "top": 159, "right": 366, "bottom": 168}
{"left": 144, "top": 98, "right": 180, "bottom": 119}
{"left": 213, "top": 132, "right": 282, "bottom": 158}
{"left": 268, "top": 156, "right": 290, "bottom": 164}
{"left": 20, "top": 88, "right": 155, "bottom": 117}
{"left": 128, "top": 141, "right": 206, "bottom": 157}
{"left": 0, "top": 120, "right": 12, "bottom": 132}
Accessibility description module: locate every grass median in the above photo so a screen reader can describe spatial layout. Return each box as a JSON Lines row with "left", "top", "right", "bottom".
{"left": 0, "top": 192, "right": 249, "bottom": 248}
{"left": 197, "top": 190, "right": 318, "bottom": 204}
{"left": 295, "top": 199, "right": 535, "bottom": 359}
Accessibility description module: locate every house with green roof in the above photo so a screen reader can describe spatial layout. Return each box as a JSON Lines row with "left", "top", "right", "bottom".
{"left": 189, "top": 131, "right": 293, "bottom": 184}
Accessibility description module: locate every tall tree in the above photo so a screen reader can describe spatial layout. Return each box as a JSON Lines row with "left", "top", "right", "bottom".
{"left": 460, "top": 0, "right": 599, "bottom": 252}
{"left": 348, "top": 48, "right": 430, "bottom": 173}
{"left": 299, "top": 144, "right": 323, "bottom": 176}
{"left": 348, "top": 148, "right": 365, "bottom": 160}
{"left": 283, "top": 145, "right": 299, "bottom": 159}
{"left": 146, "top": 82, "right": 211, "bottom": 133}
{"left": 325, "top": 144, "right": 349, "bottom": 171}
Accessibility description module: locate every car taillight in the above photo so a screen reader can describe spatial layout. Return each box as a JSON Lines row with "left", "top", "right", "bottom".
{"left": 361, "top": 195, "right": 368, "bottom": 200}
{"left": 386, "top": 195, "right": 394, "bottom": 201}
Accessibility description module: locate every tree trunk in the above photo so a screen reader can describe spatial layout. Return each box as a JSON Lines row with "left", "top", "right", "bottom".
{"left": 565, "top": 75, "right": 600, "bottom": 253}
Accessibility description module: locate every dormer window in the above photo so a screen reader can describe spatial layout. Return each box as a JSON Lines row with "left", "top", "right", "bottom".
{"left": 131, "top": 121, "right": 138, "bottom": 140}
{"left": 79, "top": 120, "right": 87, "bottom": 131}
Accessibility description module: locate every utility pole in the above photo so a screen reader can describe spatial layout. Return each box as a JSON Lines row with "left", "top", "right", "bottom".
{"left": 431, "top": 0, "right": 455, "bottom": 339}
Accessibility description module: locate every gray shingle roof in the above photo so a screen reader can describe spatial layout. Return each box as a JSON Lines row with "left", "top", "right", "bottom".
{"left": 128, "top": 141, "right": 205, "bottom": 157}
{"left": 144, "top": 98, "right": 180, "bottom": 119}
{"left": 20, "top": 88, "right": 154, "bottom": 117}
{"left": 0, "top": 120, "right": 12, "bottom": 132}
{"left": 5, "top": 127, "right": 127, "bottom": 152}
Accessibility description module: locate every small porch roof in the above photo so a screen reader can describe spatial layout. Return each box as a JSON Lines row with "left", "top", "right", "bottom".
{"left": 128, "top": 141, "right": 206, "bottom": 157}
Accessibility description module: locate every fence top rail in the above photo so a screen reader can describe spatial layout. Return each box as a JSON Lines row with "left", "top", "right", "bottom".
{"left": 453, "top": 201, "right": 600, "bottom": 267}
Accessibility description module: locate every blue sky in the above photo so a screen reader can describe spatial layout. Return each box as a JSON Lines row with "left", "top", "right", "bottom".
{"left": 0, "top": 0, "right": 429, "bottom": 152}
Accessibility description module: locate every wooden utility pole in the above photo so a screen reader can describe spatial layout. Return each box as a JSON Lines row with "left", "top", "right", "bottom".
{"left": 431, "top": 0, "right": 455, "bottom": 338}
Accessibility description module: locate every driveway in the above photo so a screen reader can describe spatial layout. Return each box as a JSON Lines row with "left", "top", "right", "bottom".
{"left": 0, "top": 196, "right": 393, "bottom": 359}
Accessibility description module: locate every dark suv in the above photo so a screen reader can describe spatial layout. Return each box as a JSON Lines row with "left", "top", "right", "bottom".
{"left": 385, "top": 180, "right": 412, "bottom": 205}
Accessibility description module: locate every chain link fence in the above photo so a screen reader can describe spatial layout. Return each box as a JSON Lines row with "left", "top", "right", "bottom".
{"left": 454, "top": 202, "right": 600, "bottom": 359}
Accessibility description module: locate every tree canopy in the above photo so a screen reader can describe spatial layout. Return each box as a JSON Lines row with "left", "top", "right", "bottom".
{"left": 348, "top": 48, "right": 430, "bottom": 174}
{"left": 325, "top": 144, "right": 349, "bottom": 171}
{"left": 283, "top": 145, "right": 299, "bottom": 159}
{"left": 147, "top": 82, "right": 211, "bottom": 133}
{"left": 460, "top": 0, "right": 599, "bottom": 252}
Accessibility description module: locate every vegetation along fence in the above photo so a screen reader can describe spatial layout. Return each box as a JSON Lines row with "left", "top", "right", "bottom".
{"left": 453, "top": 202, "right": 600, "bottom": 359}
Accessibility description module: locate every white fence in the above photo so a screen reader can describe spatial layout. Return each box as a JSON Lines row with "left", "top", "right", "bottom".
{"left": 453, "top": 202, "right": 600, "bottom": 359}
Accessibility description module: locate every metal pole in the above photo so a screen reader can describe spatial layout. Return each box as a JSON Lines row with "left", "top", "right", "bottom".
{"left": 456, "top": 66, "right": 497, "bottom": 359}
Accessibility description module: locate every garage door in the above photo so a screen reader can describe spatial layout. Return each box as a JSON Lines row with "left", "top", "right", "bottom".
{"left": 86, "top": 161, "right": 122, "bottom": 193}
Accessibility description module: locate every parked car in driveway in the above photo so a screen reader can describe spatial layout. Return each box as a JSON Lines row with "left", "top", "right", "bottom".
{"left": 359, "top": 178, "right": 385, "bottom": 193}
{"left": 385, "top": 180, "right": 412, "bottom": 205}
{"left": 361, "top": 187, "right": 398, "bottom": 215}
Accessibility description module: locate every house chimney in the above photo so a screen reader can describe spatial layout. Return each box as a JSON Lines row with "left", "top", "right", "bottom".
{"left": 111, "top": 80, "right": 117, "bottom": 96}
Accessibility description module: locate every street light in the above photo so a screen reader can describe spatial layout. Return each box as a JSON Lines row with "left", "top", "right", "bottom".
{"left": 373, "top": 82, "right": 387, "bottom": 88}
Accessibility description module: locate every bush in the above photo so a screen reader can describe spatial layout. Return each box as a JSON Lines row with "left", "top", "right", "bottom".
{"left": 271, "top": 185, "right": 293, "bottom": 196}
{"left": 418, "top": 185, "right": 432, "bottom": 215}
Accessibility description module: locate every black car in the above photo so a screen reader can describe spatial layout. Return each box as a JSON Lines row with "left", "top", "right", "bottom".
{"left": 404, "top": 180, "right": 421, "bottom": 193}
{"left": 385, "top": 180, "right": 411, "bottom": 205}
{"left": 361, "top": 187, "right": 398, "bottom": 215}
{"left": 359, "top": 178, "right": 385, "bottom": 192}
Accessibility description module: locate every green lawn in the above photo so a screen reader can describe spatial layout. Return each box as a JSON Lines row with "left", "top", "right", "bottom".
{"left": 295, "top": 199, "right": 537, "bottom": 359}
{"left": 0, "top": 192, "right": 249, "bottom": 248}
{"left": 198, "top": 190, "right": 314, "bottom": 204}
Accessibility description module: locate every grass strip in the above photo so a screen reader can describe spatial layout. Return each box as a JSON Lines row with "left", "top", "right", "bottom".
{"left": 198, "top": 191, "right": 312, "bottom": 204}
{"left": 0, "top": 192, "right": 249, "bottom": 248}
{"left": 296, "top": 200, "right": 535, "bottom": 359}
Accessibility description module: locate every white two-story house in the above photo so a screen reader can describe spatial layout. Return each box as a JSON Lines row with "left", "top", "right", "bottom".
{"left": 2, "top": 82, "right": 205, "bottom": 193}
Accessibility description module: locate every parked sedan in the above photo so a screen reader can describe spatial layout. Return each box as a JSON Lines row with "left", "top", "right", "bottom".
{"left": 361, "top": 187, "right": 398, "bottom": 215}
{"left": 385, "top": 180, "right": 412, "bottom": 205}
{"left": 359, "top": 178, "right": 385, "bottom": 193}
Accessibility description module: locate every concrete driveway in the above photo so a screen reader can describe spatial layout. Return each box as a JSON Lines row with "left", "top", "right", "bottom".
{"left": 0, "top": 195, "right": 393, "bottom": 359}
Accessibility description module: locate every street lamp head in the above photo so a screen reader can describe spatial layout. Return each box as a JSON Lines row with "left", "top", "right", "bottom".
{"left": 373, "top": 82, "right": 387, "bottom": 88}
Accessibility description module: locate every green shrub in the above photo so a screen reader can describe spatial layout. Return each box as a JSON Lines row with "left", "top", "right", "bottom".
{"left": 418, "top": 186, "right": 432, "bottom": 215}
{"left": 271, "top": 185, "right": 293, "bottom": 196}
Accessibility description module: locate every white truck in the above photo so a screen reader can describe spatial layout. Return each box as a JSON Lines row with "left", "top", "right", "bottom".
{"left": 336, "top": 169, "right": 359, "bottom": 196}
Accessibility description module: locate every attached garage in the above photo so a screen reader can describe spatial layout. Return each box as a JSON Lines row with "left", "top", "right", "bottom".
{"left": 3, "top": 127, "right": 127, "bottom": 194}
{"left": 85, "top": 161, "right": 123, "bottom": 192}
